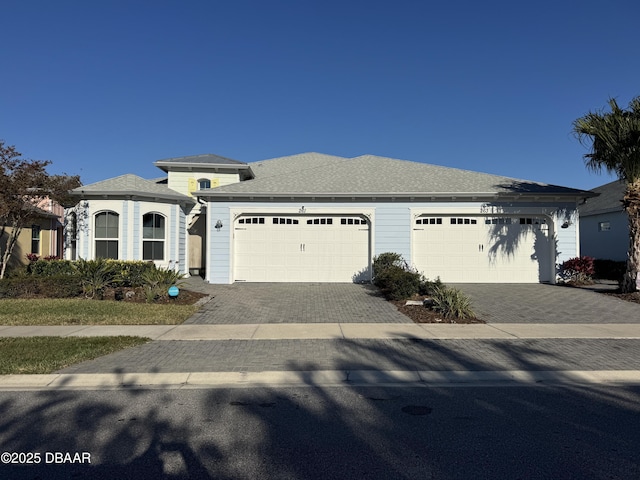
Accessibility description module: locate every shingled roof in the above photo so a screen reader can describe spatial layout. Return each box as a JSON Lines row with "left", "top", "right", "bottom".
{"left": 153, "top": 154, "right": 251, "bottom": 174}
{"left": 579, "top": 180, "right": 625, "bottom": 216}
{"left": 197, "top": 152, "right": 594, "bottom": 199}
{"left": 71, "top": 174, "right": 194, "bottom": 204}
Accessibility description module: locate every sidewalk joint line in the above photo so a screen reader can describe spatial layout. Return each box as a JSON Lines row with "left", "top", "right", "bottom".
{"left": 338, "top": 323, "right": 346, "bottom": 339}
{"left": 156, "top": 325, "right": 179, "bottom": 340}
{"left": 486, "top": 324, "right": 519, "bottom": 338}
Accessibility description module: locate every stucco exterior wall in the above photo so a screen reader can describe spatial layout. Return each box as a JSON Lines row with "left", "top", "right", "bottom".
{"left": 0, "top": 218, "right": 57, "bottom": 270}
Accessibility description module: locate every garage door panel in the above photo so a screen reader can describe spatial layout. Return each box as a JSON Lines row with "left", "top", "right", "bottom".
{"left": 413, "top": 216, "right": 551, "bottom": 283}
{"left": 234, "top": 215, "right": 370, "bottom": 282}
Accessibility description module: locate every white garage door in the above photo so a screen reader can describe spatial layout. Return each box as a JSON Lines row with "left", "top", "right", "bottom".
{"left": 234, "top": 215, "right": 370, "bottom": 282}
{"left": 412, "top": 216, "right": 552, "bottom": 283}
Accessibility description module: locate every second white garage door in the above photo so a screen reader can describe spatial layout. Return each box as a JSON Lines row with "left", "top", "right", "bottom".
{"left": 412, "top": 215, "right": 552, "bottom": 283}
{"left": 234, "top": 215, "right": 370, "bottom": 282}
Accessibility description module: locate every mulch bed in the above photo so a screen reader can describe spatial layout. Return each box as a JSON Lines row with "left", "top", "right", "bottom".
{"left": 102, "top": 287, "right": 208, "bottom": 305}
{"left": 390, "top": 297, "right": 485, "bottom": 324}
{"left": 605, "top": 291, "right": 640, "bottom": 304}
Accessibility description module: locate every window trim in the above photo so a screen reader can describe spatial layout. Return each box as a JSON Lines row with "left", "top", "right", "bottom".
{"left": 94, "top": 211, "right": 119, "bottom": 259}
{"left": 598, "top": 221, "right": 611, "bottom": 232}
{"left": 142, "top": 212, "right": 166, "bottom": 261}
{"left": 31, "top": 225, "right": 41, "bottom": 254}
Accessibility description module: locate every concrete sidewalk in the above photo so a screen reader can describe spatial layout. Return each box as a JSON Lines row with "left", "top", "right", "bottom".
{"left": 2, "top": 323, "right": 640, "bottom": 340}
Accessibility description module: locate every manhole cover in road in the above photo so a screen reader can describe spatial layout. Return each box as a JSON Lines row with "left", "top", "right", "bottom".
{"left": 401, "top": 405, "right": 433, "bottom": 416}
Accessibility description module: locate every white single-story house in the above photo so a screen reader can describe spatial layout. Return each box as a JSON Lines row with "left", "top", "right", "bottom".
{"left": 579, "top": 180, "right": 628, "bottom": 261}
{"left": 68, "top": 152, "right": 595, "bottom": 284}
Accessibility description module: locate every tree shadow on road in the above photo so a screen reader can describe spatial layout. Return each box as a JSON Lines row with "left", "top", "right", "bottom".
{"left": 2, "top": 337, "right": 640, "bottom": 478}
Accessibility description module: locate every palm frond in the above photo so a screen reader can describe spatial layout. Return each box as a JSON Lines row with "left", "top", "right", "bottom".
{"left": 573, "top": 96, "right": 640, "bottom": 183}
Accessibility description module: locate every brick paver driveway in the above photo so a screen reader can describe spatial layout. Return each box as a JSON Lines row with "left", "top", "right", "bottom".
{"left": 184, "top": 283, "right": 412, "bottom": 324}
{"left": 182, "top": 278, "right": 640, "bottom": 324}
{"left": 454, "top": 283, "right": 640, "bottom": 324}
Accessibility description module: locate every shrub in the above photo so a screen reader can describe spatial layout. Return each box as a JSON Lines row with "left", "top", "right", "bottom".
{"left": 374, "top": 265, "right": 422, "bottom": 300}
{"left": 74, "top": 258, "right": 116, "bottom": 299}
{"left": 373, "top": 252, "right": 444, "bottom": 300}
{"left": 110, "top": 261, "right": 157, "bottom": 287}
{"left": 0, "top": 277, "right": 34, "bottom": 298}
{"left": 430, "top": 285, "right": 476, "bottom": 320}
{"left": 37, "top": 276, "right": 84, "bottom": 298}
{"left": 0, "top": 276, "right": 83, "bottom": 299}
{"left": 419, "top": 277, "right": 443, "bottom": 296}
{"left": 372, "top": 252, "right": 405, "bottom": 278}
{"left": 25, "top": 253, "right": 39, "bottom": 262}
{"left": 28, "top": 259, "right": 77, "bottom": 277}
{"left": 561, "top": 256, "right": 595, "bottom": 284}
{"left": 141, "top": 267, "right": 185, "bottom": 303}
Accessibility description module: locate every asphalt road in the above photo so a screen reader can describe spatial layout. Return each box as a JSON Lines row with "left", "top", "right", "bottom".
{"left": 1, "top": 384, "right": 639, "bottom": 480}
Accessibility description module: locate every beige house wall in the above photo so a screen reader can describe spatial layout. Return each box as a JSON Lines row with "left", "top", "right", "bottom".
{"left": 0, "top": 217, "right": 57, "bottom": 270}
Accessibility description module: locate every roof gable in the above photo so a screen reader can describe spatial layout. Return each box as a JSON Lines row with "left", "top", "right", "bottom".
{"left": 71, "top": 174, "right": 194, "bottom": 203}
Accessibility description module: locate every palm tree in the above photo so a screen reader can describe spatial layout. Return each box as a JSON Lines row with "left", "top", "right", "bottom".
{"left": 573, "top": 97, "right": 640, "bottom": 293}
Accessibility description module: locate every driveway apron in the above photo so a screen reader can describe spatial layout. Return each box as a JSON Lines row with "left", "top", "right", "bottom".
{"left": 184, "top": 283, "right": 412, "bottom": 324}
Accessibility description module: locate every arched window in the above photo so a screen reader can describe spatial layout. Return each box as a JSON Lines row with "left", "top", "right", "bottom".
{"left": 198, "top": 178, "right": 211, "bottom": 190}
{"left": 95, "top": 211, "right": 119, "bottom": 259}
{"left": 143, "top": 213, "right": 165, "bottom": 260}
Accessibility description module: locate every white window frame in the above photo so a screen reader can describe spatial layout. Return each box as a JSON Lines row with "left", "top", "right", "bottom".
{"left": 94, "top": 211, "right": 119, "bottom": 259}
{"left": 142, "top": 212, "right": 166, "bottom": 261}
{"left": 31, "top": 225, "right": 41, "bottom": 254}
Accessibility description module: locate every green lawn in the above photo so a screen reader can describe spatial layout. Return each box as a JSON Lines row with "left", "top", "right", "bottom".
{"left": 0, "top": 336, "right": 150, "bottom": 374}
{"left": 0, "top": 298, "right": 198, "bottom": 325}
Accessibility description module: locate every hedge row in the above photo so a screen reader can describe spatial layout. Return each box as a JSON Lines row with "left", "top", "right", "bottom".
{"left": 0, "top": 275, "right": 83, "bottom": 299}
{"left": 25, "top": 259, "right": 156, "bottom": 287}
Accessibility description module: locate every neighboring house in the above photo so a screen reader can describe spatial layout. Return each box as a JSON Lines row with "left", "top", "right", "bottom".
{"left": 0, "top": 204, "right": 62, "bottom": 270}
{"left": 35, "top": 198, "right": 66, "bottom": 259}
{"left": 579, "top": 180, "right": 628, "bottom": 261}
{"left": 68, "top": 152, "right": 595, "bottom": 284}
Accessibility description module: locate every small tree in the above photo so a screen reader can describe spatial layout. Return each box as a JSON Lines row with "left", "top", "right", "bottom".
{"left": 0, "top": 141, "right": 81, "bottom": 279}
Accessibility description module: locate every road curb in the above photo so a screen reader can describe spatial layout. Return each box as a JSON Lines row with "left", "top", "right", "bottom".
{"left": 1, "top": 369, "right": 640, "bottom": 390}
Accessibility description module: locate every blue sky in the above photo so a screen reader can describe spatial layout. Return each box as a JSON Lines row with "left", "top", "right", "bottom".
{"left": 2, "top": 0, "right": 638, "bottom": 189}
